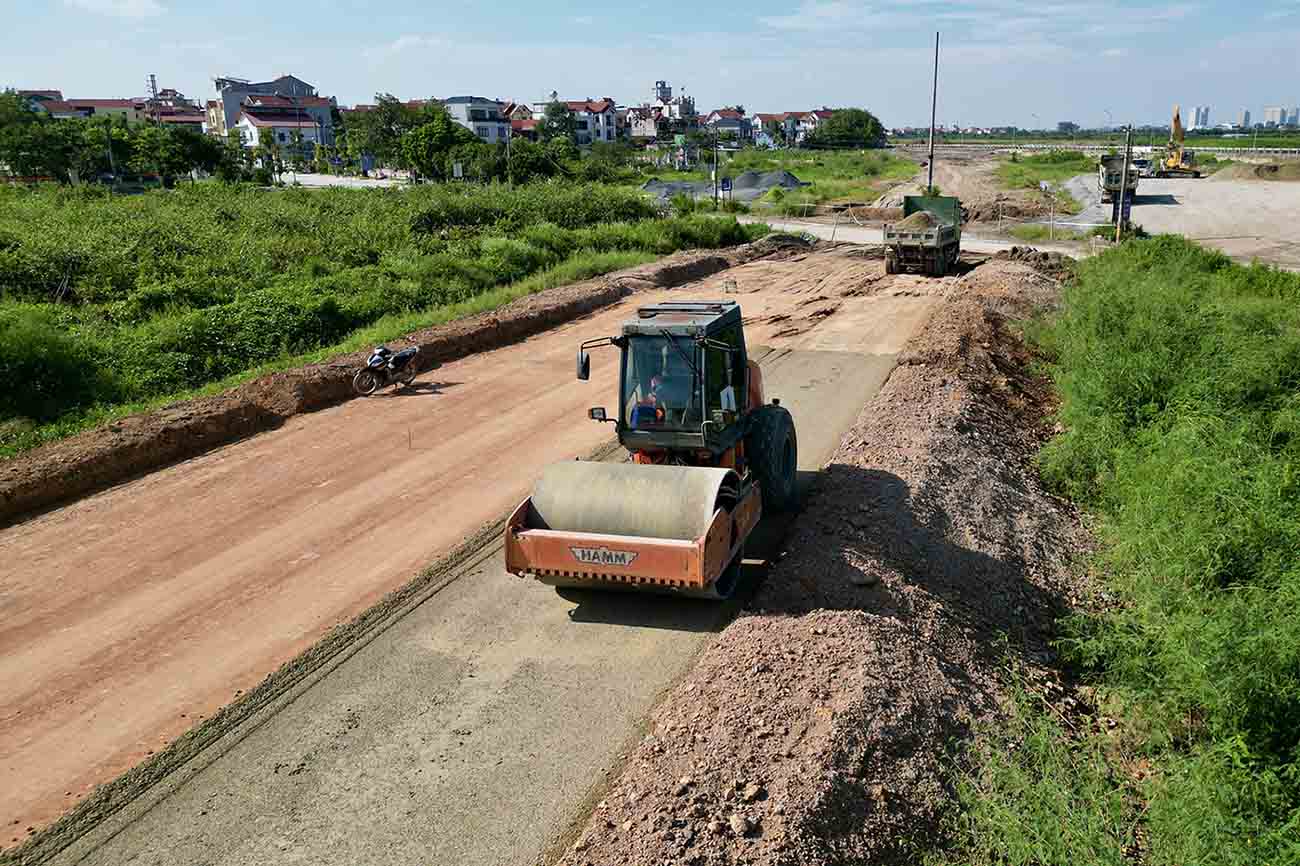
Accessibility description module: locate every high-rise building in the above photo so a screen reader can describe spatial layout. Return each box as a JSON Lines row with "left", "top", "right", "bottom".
{"left": 1263, "top": 106, "right": 1285, "bottom": 127}
{"left": 1189, "top": 105, "right": 1211, "bottom": 129}
{"left": 1289, "top": 107, "right": 1300, "bottom": 127}
{"left": 1238, "top": 108, "right": 1252, "bottom": 128}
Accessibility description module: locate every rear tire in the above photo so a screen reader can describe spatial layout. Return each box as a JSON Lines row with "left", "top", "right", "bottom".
{"left": 748, "top": 404, "right": 798, "bottom": 512}
{"left": 398, "top": 366, "right": 417, "bottom": 388}
{"left": 353, "top": 369, "right": 379, "bottom": 396}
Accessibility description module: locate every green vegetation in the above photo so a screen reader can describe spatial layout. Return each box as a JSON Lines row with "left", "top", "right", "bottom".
{"left": 942, "top": 237, "right": 1300, "bottom": 865}
{"left": 997, "top": 150, "right": 1092, "bottom": 215}
{"left": 998, "top": 149, "right": 1095, "bottom": 188}
{"left": 0, "top": 91, "right": 227, "bottom": 184}
{"left": 1007, "top": 224, "right": 1089, "bottom": 242}
{"left": 0, "top": 182, "right": 766, "bottom": 456}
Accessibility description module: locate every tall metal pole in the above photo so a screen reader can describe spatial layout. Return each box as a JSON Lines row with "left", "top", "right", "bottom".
{"left": 1115, "top": 125, "right": 1133, "bottom": 243}
{"left": 927, "top": 31, "right": 939, "bottom": 192}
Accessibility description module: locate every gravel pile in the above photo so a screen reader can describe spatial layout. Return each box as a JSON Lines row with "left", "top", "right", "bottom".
{"left": 559, "top": 259, "right": 1088, "bottom": 866}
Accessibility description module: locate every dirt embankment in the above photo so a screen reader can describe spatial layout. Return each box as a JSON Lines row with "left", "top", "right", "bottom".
{"left": 875, "top": 155, "right": 1058, "bottom": 222}
{"left": 1210, "top": 161, "right": 1300, "bottom": 182}
{"left": 0, "top": 238, "right": 808, "bottom": 527}
{"left": 558, "top": 257, "right": 1088, "bottom": 866}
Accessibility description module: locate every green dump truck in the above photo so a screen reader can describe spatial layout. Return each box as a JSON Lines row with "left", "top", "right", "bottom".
{"left": 882, "top": 195, "right": 962, "bottom": 277}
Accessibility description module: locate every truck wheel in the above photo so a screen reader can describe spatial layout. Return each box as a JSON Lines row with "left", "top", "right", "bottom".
{"left": 749, "top": 404, "right": 798, "bottom": 512}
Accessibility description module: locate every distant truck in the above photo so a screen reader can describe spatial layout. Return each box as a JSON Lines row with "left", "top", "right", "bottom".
{"left": 882, "top": 195, "right": 961, "bottom": 277}
{"left": 1098, "top": 155, "right": 1139, "bottom": 203}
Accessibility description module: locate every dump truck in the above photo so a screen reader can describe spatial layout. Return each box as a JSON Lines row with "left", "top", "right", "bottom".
{"left": 504, "top": 300, "right": 797, "bottom": 600}
{"left": 1098, "top": 154, "right": 1139, "bottom": 203}
{"left": 882, "top": 195, "right": 961, "bottom": 276}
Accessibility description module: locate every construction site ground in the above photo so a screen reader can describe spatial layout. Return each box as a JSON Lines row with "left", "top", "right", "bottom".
{"left": 800, "top": 151, "right": 1300, "bottom": 270}
{"left": 4, "top": 243, "right": 959, "bottom": 864}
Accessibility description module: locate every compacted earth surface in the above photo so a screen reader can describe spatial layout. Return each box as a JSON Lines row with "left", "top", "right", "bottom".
{"left": 557, "top": 258, "right": 1089, "bottom": 866}
{"left": 4, "top": 240, "right": 1086, "bottom": 866}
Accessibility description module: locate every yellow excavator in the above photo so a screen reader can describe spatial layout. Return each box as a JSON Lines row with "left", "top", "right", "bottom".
{"left": 1154, "top": 105, "right": 1202, "bottom": 178}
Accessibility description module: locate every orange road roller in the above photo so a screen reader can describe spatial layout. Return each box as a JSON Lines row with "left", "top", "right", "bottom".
{"left": 505, "top": 300, "right": 797, "bottom": 599}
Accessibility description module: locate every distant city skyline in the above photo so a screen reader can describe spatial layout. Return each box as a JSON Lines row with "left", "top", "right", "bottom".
{"left": 3, "top": 0, "right": 1300, "bottom": 129}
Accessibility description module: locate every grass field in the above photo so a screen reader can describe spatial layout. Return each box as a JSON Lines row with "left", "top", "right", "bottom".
{"left": 938, "top": 236, "right": 1300, "bottom": 865}
{"left": 0, "top": 182, "right": 766, "bottom": 457}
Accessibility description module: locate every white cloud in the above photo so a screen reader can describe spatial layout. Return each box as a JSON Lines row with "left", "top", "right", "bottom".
{"left": 65, "top": 0, "right": 164, "bottom": 17}
{"left": 759, "top": 1, "right": 858, "bottom": 31}
{"left": 365, "top": 34, "right": 446, "bottom": 61}
{"left": 572, "top": 15, "right": 595, "bottom": 25}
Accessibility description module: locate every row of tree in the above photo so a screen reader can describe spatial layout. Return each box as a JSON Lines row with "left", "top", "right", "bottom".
{"left": 0, "top": 91, "right": 230, "bottom": 184}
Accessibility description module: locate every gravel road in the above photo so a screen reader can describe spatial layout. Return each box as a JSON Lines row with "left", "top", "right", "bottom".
{"left": 7, "top": 249, "right": 946, "bottom": 864}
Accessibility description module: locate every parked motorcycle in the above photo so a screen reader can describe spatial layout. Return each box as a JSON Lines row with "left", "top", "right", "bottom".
{"left": 353, "top": 345, "right": 420, "bottom": 395}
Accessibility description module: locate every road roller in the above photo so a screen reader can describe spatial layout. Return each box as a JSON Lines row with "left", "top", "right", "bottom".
{"left": 504, "top": 300, "right": 798, "bottom": 599}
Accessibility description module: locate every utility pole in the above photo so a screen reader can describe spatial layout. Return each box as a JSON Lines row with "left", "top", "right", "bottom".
{"left": 713, "top": 130, "right": 719, "bottom": 204}
{"left": 506, "top": 123, "right": 513, "bottom": 188}
{"left": 1115, "top": 124, "right": 1133, "bottom": 243}
{"left": 927, "top": 31, "right": 939, "bottom": 193}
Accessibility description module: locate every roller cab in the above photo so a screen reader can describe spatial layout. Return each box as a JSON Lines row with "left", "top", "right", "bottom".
{"left": 504, "top": 300, "right": 798, "bottom": 600}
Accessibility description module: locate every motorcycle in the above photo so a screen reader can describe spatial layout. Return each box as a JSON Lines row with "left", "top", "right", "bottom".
{"left": 353, "top": 345, "right": 420, "bottom": 396}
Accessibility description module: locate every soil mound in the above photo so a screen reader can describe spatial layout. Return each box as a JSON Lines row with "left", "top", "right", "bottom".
{"left": 991, "top": 246, "right": 1076, "bottom": 282}
{"left": 1211, "top": 161, "right": 1300, "bottom": 182}
{"left": 558, "top": 259, "right": 1087, "bottom": 866}
{"left": 894, "top": 210, "right": 936, "bottom": 229}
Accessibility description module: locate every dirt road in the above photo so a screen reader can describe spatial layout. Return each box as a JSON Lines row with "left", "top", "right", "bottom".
{"left": 2, "top": 248, "right": 942, "bottom": 862}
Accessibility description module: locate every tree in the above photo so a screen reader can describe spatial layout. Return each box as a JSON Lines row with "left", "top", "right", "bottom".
{"left": 1058, "top": 121, "right": 1080, "bottom": 134}
{"left": 804, "top": 108, "right": 886, "bottom": 149}
{"left": 399, "top": 105, "right": 478, "bottom": 180}
{"left": 255, "top": 127, "right": 282, "bottom": 181}
{"left": 539, "top": 100, "right": 576, "bottom": 143}
{"left": 288, "top": 129, "right": 305, "bottom": 171}
{"left": 339, "top": 93, "right": 426, "bottom": 168}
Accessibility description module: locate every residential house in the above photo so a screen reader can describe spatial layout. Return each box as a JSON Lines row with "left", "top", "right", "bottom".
{"left": 234, "top": 110, "right": 321, "bottom": 160}
{"left": 443, "top": 96, "right": 510, "bottom": 144}
{"left": 567, "top": 98, "right": 617, "bottom": 144}
{"left": 704, "top": 109, "right": 752, "bottom": 141}
{"left": 511, "top": 118, "right": 540, "bottom": 141}
{"left": 754, "top": 112, "right": 799, "bottom": 144}
{"left": 500, "top": 101, "right": 533, "bottom": 122}
{"left": 32, "top": 101, "right": 91, "bottom": 120}
{"left": 17, "top": 90, "right": 63, "bottom": 106}
{"left": 529, "top": 97, "right": 618, "bottom": 145}
{"left": 64, "top": 99, "right": 145, "bottom": 122}
{"left": 627, "top": 106, "right": 666, "bottom": 140}
{"left": 211, "top": 75, "right": 329, "bottom": 140}
{"left": 796, "top": 108, "right": 834, "bottom": 142}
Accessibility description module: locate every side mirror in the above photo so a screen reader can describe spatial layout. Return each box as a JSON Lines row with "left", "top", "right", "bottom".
{"left": 577, "top": 350, "right": 591, "bottom": 381}
{"left": 588, "top": 407, "right": 611, "bottom": 423}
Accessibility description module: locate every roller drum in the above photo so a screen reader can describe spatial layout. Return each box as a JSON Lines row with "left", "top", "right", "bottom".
{"left": 527, "top": 462, "right": 738, "bottom": 541}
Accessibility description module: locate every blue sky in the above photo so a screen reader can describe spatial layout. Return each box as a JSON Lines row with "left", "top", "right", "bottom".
{"left": 4, "top": 0, "right": 1299, "bottom": 128}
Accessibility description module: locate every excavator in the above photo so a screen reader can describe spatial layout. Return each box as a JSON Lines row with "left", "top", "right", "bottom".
{"left": 504, "top": 300, "right": 798, "bottom": 600}
{"left": 1154, "top": 104, "right": 1202, "bottom": 178}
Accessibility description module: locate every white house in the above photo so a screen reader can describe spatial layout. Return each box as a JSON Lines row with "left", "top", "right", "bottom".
{"left": 530, "top": 96, "right": 619, "bottom": 145}
{"left": 442, "top": 96, "right": 510, "bottom": 144}
{"left": 797, "top": 109, "right": 835, "bottom": 141}
{"left": 234, "top": 111, "right": 321, "bottom": 157}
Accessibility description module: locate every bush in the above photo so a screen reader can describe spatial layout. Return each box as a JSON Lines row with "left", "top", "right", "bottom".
{"left": 946, "top": 235, "right": 1300, "bottom": 866}
{"left": 0, "top": 179, "right": 763, "bottom": 441}
{"left": 0, "top": 306, "right": 115, "bottom": 421}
